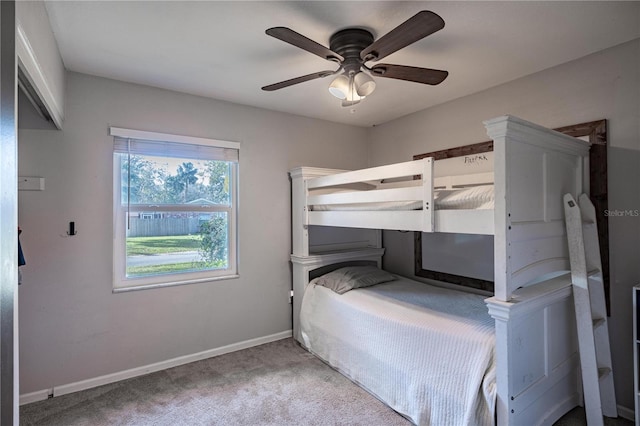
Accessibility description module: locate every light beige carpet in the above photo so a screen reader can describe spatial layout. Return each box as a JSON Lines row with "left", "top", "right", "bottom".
{"left": 20, "top": 338, "right": 631, "bottom": 425}
{"left": 21, "top": 338, "right": 410, "bottom": 425}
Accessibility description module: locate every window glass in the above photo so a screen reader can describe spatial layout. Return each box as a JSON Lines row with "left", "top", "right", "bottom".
{"left": 112, "top": 132, "right": 238, "bottom": 291}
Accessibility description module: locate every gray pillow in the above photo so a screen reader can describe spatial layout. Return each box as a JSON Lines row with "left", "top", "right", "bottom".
{"left": 315, "top": 265, "right": 397, "bottom": 294}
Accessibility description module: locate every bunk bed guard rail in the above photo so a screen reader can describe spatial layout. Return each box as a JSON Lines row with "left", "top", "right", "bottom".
{"left": 303, "top": 158, "right": 435, "bottom": 232}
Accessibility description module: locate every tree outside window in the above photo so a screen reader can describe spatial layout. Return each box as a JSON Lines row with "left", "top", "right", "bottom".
{"left": 120, "top": 154, "right": 232, "bottom": 277}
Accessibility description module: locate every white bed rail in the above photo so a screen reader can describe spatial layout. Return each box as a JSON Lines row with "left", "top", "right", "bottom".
{"left": 304, "top": 158, "right": 435, "bottom": 233}
{"left": 434, "top": 171, "right": 494, "bottom": 189}
{"left": 308, "top": 186, "right": 421, "bottom": 206}
{"left": 306, "top": 159, "right": 428, "bottom": 188}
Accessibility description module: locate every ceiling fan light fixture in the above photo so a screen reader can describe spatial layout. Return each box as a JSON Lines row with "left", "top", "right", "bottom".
{"left": 263, "top": 11, "right": 449, "bottom": 106}
{"left": 354, "top": 72, "right": 376, "bottom": 97}
{"left": 330, "top": 72, "right": 370, "bottom": 107}
{"left": 328, "top": 74, "right": 350, "bottom": 100}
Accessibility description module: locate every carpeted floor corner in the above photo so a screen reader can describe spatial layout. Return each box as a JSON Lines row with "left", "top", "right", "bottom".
{"left": 20, "top": 338, "right": 410, "bottom": 425}
{"left": 20, "top": 338, "right": 633, "bottom": 425}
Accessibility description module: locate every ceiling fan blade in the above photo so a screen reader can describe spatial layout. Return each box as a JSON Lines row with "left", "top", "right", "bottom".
{"left": 262, "top": 70, "right": 337, "bottom": 91}
{"left": 266, "top": 27, "right": 344, "bottom": 62}
{"left": 361, "top": 11, "right": 445, "bottom": 62}
{"left": 370, "top": 64, "right": 448, "bottom": 85}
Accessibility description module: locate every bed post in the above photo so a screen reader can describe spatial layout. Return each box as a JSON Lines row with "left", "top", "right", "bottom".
{"left": 490, "top": 120, "right": 511, "bottom": 302}
{"left": 421, "top": 158, "right": 434, "bottom": 232}
{"left": 290, "top": 167, "right": 310, "bottom": 257}
{"left": 484, "top": 116, "right": 589, "bottom": 425}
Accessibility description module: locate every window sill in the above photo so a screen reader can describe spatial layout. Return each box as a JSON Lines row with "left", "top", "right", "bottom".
{"left": 113, "top": 273, "right": 240, "bottom": 293}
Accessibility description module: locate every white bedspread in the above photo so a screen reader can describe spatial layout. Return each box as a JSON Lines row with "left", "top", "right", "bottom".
{"left": 300, "top": 276, "right": 496, "bottom": 426}
{"left": 435, "top": 184, "right": 494, "bottom": 210}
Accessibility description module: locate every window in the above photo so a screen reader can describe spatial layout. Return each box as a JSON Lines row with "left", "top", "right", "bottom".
{"left": 111, "top": 128, "right": 239, "bottom": 291}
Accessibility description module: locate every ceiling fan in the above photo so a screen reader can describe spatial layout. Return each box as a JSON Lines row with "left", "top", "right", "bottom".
{"left": 261, "top": 11, "right": 448, "bottom": 107}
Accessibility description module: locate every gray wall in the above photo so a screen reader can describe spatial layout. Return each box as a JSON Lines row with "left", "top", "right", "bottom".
{"left": 368, "top": 39, "right": 640, "bottom": 411}
{"left": 18, "top": 72, "right": 368, "bottom": 393}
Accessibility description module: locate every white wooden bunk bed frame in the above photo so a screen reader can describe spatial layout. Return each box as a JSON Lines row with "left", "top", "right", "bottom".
{"left": 290, "top": 115, "right": 591, "bottom": 426}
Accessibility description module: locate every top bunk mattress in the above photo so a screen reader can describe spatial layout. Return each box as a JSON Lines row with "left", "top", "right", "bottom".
{"left": 310, "top": 184, "right": 494, "bottom": 211}
{"left": 300, "top": 274, "right": 496, "bottom": 425}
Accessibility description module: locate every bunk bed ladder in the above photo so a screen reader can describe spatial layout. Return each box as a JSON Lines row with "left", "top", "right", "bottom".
{"left": 563, "top": 193, "right": 617, "bottom": 425}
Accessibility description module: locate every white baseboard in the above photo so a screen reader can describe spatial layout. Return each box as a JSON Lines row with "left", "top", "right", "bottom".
{"left": 20, "top": 389, "right": 52, "bottom": 406}
{"left": 617, "top": 404, "right": 634, "bottom": 421}
{"left": 20, "top": 330, "right": 292, "bottom": 406}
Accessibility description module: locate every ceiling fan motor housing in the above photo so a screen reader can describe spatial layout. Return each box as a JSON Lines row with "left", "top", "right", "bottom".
{"left": 329, "top": 29, "right": 374, "bottom": 74}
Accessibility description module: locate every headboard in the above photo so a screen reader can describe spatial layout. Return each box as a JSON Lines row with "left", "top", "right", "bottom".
{"left": 413, "top": 119, "right": 610, "bottom": 310}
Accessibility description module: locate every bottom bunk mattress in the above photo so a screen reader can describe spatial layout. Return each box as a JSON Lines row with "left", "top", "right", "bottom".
{"left": 299, "top": 272, "right": 496, "bottom": 426}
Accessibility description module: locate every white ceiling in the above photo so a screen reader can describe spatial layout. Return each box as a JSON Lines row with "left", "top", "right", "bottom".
{"left": 44, "top": 1, "right": 640, "bottom": 127}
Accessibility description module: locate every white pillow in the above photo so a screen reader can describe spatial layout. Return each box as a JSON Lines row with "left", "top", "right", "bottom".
{"left": 315, "top": 265, "right": 396, "bottom": 294}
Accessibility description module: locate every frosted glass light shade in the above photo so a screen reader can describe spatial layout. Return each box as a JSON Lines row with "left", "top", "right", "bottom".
{"left": 328, "top": 75, "right": 350, "bottom": 100}
{"left": 354, "top": 72, "right": 376, "bottom": 96}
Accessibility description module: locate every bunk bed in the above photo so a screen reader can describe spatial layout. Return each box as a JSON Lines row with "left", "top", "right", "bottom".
{"left": 290, "top": 116, "right": 592, "bottom": 425}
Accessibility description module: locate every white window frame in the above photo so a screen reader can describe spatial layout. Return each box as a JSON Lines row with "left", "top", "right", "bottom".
{"left": 110, "top": 127, "right": 240, "bottom": 292}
